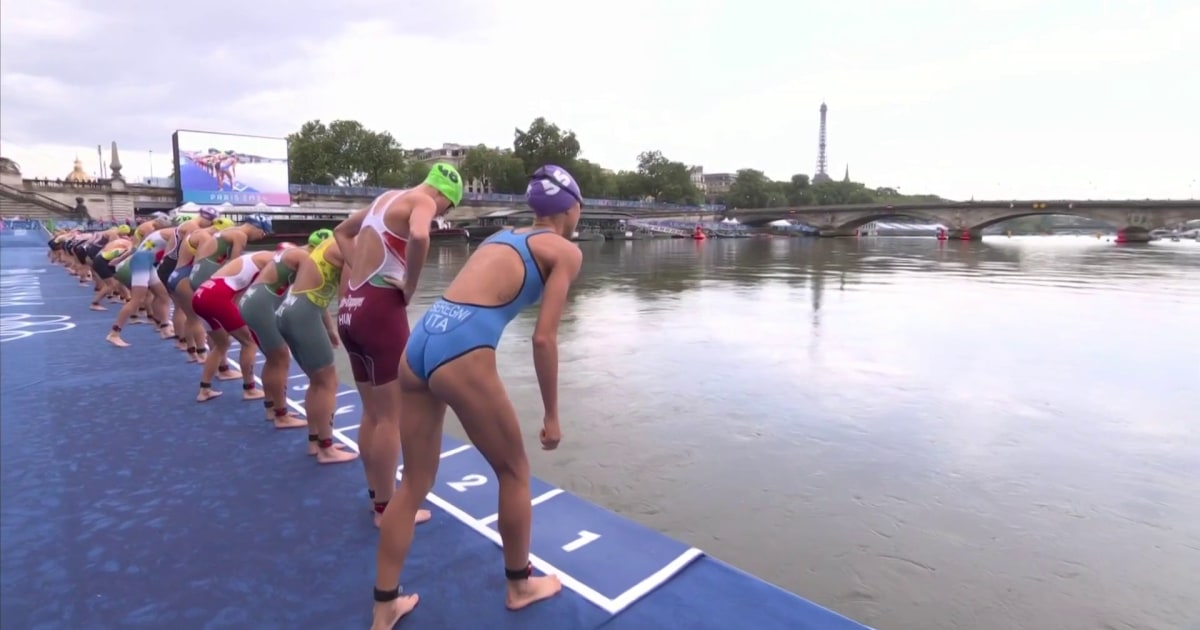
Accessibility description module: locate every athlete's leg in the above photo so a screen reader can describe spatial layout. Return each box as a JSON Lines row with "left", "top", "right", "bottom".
{"left": 305, "top": 365, "right": 357, "bottom": 464}
{"left": 198, "top": 328, "right": 229, "bottom": 402}
{"left": 149, "top": 281, "right": 173, "bottom": 339}
{"left": 354, "top": 379, "right": 378, "bottom": 509}
{"left": 361, "top": 380, "right": 432, "bottom": 527}
{"left": 429, "top": 350, "right": 562, "bottom": 610}
{"left": 106, "top": 284, "right": 146, "bottom": 347}
{"left": 227, "top": 326, "right": 264, "bottom": 400}
{"left": 89, "top": 282, "right": 110, "bottom": 310}
{"left": 262, "top": 345, "right": 305, "bottom": 428}
{"left": 372, "top": 365, "right": 446, "bottom": 629}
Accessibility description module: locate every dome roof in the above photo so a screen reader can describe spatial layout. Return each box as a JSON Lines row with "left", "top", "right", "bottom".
{"left": 65, "top": 157, "right": 93, "bottom": 183}
{"left": 0, "top": 157, "right": 20, "bottom": 175}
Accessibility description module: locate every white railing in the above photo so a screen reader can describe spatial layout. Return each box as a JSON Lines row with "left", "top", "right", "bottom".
{"left": 628, "top": 220, "right": 691, "bottom": 237}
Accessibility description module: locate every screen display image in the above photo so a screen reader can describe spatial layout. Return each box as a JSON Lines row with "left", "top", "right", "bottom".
{"left": 173, "top": 130, "right": 290, "bottom": 206}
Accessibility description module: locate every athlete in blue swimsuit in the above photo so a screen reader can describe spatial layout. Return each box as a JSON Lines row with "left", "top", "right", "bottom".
{"left": 371, "top": 165, "right": 585, "bottom": 626}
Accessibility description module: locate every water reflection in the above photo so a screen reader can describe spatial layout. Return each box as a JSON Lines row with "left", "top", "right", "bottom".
{"left": 346, "top": 236, "right": 1200, "bottom": 630}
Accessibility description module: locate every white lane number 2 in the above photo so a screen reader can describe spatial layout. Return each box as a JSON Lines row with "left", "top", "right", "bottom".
{"left": 447, "top": 474, "right": 488, "bottom": 492}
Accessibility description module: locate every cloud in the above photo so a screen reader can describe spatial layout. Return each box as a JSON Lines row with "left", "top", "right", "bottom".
{"left": 0, "top": 0, "right": 485, "bottom": 148}
{"left": 1, "top": 0, "right": 1197, "bottom": 199}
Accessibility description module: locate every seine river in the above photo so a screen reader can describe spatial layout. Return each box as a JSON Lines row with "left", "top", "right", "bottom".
{"left": 334, "top": 235, "right": 1200, "bottom": 630}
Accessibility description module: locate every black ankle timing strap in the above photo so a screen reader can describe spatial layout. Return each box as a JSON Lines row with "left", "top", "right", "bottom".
{"left": 374, "top": 586, "right": 401, "bottom": 602}
{"left": 505, "top": 562, "right": 533, "bottom": 581}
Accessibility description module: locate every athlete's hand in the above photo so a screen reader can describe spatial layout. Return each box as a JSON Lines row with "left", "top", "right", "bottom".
{"left": 540, "top": 416, "right": 561, "bottom": 450}
{"left": 401, "top": 282, "right": 417, "bottom": 305}
{"left": 327, "top": 330, "right": 340, "bottom": 348}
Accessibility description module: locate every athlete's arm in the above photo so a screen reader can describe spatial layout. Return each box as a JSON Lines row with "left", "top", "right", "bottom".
{"left": 227, "top": 231, "right": 248, "bottom": 259}
{"left": 322, "top": 308, "right": 340, "bottom": 348}
{"left": 531, "top": 242, "right": 583, "bottom": 437}
{"left": 109, "top": 241, "right": 138, "bottom": 266}
{"left": 402, "top": 196, "right": 437, "bottom": 299}
{"left": 333, "top": 207, "right": 369, "bottom": 269}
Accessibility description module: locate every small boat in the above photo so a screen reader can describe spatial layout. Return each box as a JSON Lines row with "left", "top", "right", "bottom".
{"left": 430, "top": 218, "right": 468, "bottom": 241}
{"left": 570, "top": 231, "right": 605, "bottom": 242}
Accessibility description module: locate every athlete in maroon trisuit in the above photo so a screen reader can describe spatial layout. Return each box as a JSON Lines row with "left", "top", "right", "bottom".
{"left": 334, "top": 163, "right": 463, "bottom": 527}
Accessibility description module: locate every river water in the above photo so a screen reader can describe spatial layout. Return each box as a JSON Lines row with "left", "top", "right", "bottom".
{"left": 333, "top": 235, "right": 1200, "bottom": 630}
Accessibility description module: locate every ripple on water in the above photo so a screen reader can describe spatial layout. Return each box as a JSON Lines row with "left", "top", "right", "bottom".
{"left": 358, "top": 236, "right": 1200, "bottom": 630}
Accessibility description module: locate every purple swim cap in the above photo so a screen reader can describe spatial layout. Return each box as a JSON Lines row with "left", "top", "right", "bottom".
{"left": 526, "top": 165, "right": 582, "bottom": 217}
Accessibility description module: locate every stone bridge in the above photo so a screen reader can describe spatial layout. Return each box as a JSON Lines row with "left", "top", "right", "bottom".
{"left": 0, "top": 153, "right": 717, "bottom": 223}
{"left": 728, "top": 200, "right": 1200, "bottom": 242}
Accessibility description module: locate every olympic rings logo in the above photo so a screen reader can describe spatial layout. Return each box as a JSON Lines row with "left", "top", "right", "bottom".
{"left": 0, "top": 313, "right": 75, "bottom": 343}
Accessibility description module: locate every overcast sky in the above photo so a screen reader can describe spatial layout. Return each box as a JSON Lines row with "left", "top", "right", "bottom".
{"left": 1, "top": 0, "right": 1196, "bottom": 200}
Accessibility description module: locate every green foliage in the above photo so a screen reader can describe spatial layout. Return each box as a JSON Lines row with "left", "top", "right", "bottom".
{"left": 287, "top": 120, "right": 406, "bottom": 187}
{"left": 718, "top": 170, "right": 941, "bottom": 209}
{"left": 459, "top": 145, "right": 527, "bottom": 194}
{"left": 285, "top": 116, "right": 941, "bottom": 207}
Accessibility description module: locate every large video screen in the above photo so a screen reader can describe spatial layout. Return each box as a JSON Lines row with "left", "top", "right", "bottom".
{"left": 172, "top": 130, "right": 290, "bottom": 206}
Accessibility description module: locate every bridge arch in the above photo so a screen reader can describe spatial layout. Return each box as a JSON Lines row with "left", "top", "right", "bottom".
{"left": 965, "top": 210, "right": 1117, "bottom": 232}
{"left": 832, "top": 212, "right": 946, "bottom": 232}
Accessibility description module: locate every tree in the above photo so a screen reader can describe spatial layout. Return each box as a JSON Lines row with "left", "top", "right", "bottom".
{"left": 571, "top": 159, "right": 615, "bottom": 200}
{"left": 636, "top": 151, "right": 702, "bottom": 205}
{"left": 785, "top": 174, "right": 813, "bottom": 206}
{"left": 460, "top": 145, "right": 527, "bottom": 194}
{"left": 401, "top": 160, "right": 431, "bottom": 188}
{"left": 287, "top": 119, "right": 407, "bottom": 187}
{"left": 811, "top": 180, "right": 876, "bottom": 205}
{"left": 725, "top": 169, "right": 786, "bottom": 209}
{"left": 513, "top": 117, "right": 581, "bottom": 173}
{"left": 613, "top": 170, "right": 648, "bottom": 201}
{"left": 287, "top": 120, "right": 336, "bottom": 185}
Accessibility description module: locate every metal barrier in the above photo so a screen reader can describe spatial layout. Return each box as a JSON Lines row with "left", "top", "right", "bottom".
{"left": 288, "top": 184, "right": 724, "bottom": 214}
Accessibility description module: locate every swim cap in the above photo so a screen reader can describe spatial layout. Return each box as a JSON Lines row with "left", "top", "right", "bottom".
{"left": 212, "top": 217, "right": 235, "bottom": 230}
{"left": 150, "top": 211, "right": 172, "bottom": 226}
{"left": 423, "top": 162, "right": 464, "bottom": 207}
{"left": 244, "top": 214, "right": 273, "bottom": 234}
{"left": 308, "top": 228, "right": 333, "bottom": 247}
{"left": 198, "top": 206, "right": 220, "bottom": 221}
{"left": 172, "top": 213, "right": 191, "bottom": 226}
{"left": 117, "top": 225, "right": 132, "bottom": 235}
{"left": 526, "top": 165, "right": 582, "bottom": 217}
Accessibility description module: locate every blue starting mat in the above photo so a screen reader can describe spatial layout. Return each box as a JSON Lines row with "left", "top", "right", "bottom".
{"left": 0, "top": 224, "right": 872, "bottom": 629}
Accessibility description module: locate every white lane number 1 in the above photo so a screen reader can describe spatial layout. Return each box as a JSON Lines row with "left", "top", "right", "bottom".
{"left": 562, "top": 530, "right": 600, "bottom": 552}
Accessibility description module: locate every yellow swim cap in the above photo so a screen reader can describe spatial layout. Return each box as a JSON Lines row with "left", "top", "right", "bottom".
{"left": 423, "top": 162, "right": 464, "bottom": 207}
{"left": 117, "top": 225, "right": 132, "bottom": 235}
{"left": 212, "top": 218, "right": 235, "bottom": 230}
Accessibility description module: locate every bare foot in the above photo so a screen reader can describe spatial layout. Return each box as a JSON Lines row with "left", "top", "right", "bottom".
{"left": 373, "top": 509, "right": 432, "bottom": 528}
{"left": 90, "top": 304, "right": 106, "bottom": 311}
{"left": 505, "top": 575, "right": 562, "bottom": 610}
{"left": 216, "top": 369, "right": 242, "bottom": 381}
{"left": 196, "top": 389, "right": 223, "bottom": 403}
{"left": 370, "top": 595, "right": 419, "bottom": 630}
{"left": 242, "top": 388, "right": 265, "bottom": 401}
{"left": 317, "top": 446, "right": 359, "bottom": 464}
{"left": 308, "top": 440, "right": 347, "bottom": 456}
{"left": 273, "top": 415, "right": 307, "bottom": 429}
{"left": 106, "top": 333, "right": 130, "bottom": 348}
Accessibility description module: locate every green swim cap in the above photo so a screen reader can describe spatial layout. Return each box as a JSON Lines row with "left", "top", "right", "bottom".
{"left": 423, "top": 162, "right": 464, "bottom": 207}
{"left": 308, "top": 228, "right": 333, "bottom": 247}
